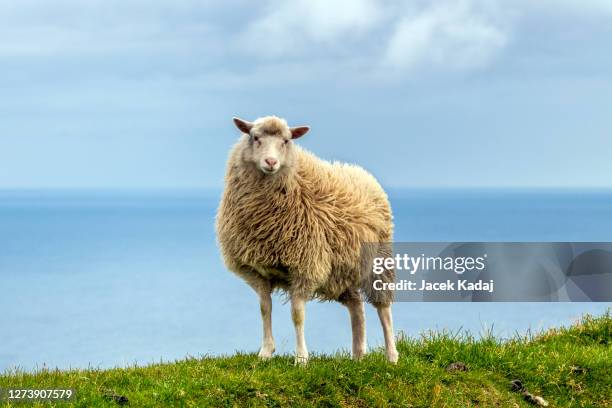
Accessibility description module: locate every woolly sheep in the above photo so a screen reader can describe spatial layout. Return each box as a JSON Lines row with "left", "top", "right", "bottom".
{"left": 216, "top": 115, "right": 398, "bottom": 364}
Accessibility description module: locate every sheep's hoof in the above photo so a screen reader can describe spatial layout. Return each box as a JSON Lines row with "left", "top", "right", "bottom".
{"left": 258, "top": 346, "right": 275, "bottom": 360}
{"left": 294, "top": 354, "right": 309, "bottom": 365}
{"left": 387, "top": 350, "right": 399, "bottom": 364}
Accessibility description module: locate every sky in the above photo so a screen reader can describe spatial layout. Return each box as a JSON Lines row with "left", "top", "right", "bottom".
{"left": 0, "top": 0, "right": 611, "bottom": 189}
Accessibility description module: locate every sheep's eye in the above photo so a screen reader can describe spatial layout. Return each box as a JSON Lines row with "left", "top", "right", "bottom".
{"left": 284, "top": 139, "right": 289, "bottom": 145}
{"left": 253, "top": 136, "right": 259, "bottom": 142}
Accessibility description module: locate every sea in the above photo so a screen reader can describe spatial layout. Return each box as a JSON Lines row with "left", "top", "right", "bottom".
{"left": 1, "top": 189, "right": 611, "bottom": 371}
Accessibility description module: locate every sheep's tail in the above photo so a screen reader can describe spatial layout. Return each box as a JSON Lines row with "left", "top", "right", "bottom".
{"left": 360, "top": 242, "right": 395, "bottom": 306}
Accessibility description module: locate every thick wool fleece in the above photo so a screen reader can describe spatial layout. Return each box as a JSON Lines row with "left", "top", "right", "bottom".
{"left": 216, "top": 135, "right": 394, "bottom": 305}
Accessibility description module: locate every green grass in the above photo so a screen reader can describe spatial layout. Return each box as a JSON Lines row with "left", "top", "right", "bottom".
{"left": 1, "top": 312, "right": 610, "bottom": 407}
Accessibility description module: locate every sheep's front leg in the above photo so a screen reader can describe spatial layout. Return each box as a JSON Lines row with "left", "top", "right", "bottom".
{"left": 343, "top": 297, "right": 367, "bottom": 360}
{"left": 257, "top": 286, "right": 275, "bottom": 359}
{"left": 376, "top": 304, "right": 399, "bottom": 363}
{"left": 291, "top": 295, "right": 309, "bottom": 364}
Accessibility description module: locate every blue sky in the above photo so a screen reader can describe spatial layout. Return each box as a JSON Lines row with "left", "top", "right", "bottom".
{"left": 0, "top": 0, "right": 611, "bottom": 189}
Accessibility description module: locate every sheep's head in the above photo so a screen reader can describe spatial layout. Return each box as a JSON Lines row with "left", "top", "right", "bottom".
{"left": 233, "top": 116, "right": 310, "bottom": 175}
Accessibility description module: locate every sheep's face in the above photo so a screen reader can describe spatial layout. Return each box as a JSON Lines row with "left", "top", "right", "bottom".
{"left": 233, "top": 116, "right": 310, "bottom": 175}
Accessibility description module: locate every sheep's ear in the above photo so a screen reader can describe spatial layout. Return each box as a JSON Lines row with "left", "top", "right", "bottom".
{"left": 233, "top": 117, "right": 253, "bottom": 134}
{"left": 290, "top": 126, "right": 310, "bottom": 139}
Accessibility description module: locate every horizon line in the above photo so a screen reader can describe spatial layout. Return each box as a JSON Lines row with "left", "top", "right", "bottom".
{"left": 1, "top": 186, "right": 612, "bottom": 193}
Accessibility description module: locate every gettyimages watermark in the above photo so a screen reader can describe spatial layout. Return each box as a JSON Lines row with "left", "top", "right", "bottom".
{"left": 362, "top": 243, "right": 612, "bottom": 302}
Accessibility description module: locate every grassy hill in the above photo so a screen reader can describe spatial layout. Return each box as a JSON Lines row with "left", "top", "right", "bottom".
{"left": 1, "top": 312, "right": 610, "bottom": 407}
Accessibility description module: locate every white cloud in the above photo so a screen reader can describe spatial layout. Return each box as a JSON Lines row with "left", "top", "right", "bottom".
{"left": 235, "top": 0, "right": 516, "bottom": 73}
{"left": 238, "top": 0, "right": 384, "bottom": 57}
{"left": 235, "top": 0, "right": 612, "bottom": 75}
{"left": 383, "top": 1, "right": 509, "bottom": 71}
{"left": 1, "top": 0, "right": 611, "bottom": 83}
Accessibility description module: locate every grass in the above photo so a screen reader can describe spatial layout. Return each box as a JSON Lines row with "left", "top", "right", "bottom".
{"left": 1, "top": 312, "right": 610, "bottom": 407}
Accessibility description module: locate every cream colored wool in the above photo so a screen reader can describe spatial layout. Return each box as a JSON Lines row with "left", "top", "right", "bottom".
{"left": 217, "top": 126, "right": 393, "bottom": 303}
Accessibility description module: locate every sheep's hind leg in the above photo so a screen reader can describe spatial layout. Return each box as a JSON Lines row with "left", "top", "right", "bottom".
{"left": 257, "top": 284, "right": 275, "bottom": 359}
{"left": 291, "top": 294, "right": 309, "bottom": 365}
{"left": 341, "top": 295, "right": 366, "bottom": 360}
{"left": 376, "top": 304, "right": 399, "bottom": 363}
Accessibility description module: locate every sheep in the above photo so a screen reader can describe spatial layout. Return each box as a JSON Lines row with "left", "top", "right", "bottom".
{"left": 216, "top": 115, "right": 398, "bottom": 364}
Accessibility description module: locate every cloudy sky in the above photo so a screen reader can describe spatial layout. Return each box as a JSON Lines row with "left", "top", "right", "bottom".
{"left": 1, "top": 0, "right": 611, "bottom": 189}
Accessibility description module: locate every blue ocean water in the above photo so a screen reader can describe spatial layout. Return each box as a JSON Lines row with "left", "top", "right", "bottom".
{"left": 1, "top": 189, "right": 611, "bottom": 371}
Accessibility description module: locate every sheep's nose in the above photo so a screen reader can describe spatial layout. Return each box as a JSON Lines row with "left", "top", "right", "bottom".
{"left": 265, "top": 158, "right": 278, "bottom": 167}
